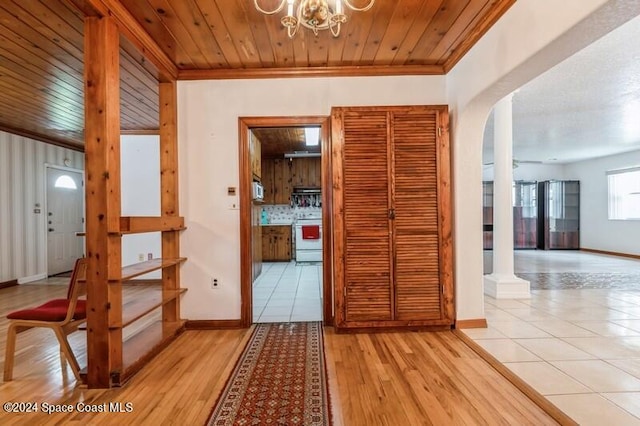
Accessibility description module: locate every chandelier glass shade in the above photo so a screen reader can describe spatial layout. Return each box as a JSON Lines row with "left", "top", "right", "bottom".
{"left": 254, "top": 0, "right": 375, "bottom": 38}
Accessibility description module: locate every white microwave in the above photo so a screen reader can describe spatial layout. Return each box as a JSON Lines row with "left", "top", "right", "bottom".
{"left": 252, "top": 182, "right": 264, "bottom": 201}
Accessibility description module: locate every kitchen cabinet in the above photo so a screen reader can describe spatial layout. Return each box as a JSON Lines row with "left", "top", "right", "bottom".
{"left": 262, "top": 225, "right": 292, "bottom": 261}
{"left": 261, "top": 157, "right": 321, "bottom": 205}
{"left": 250, "top": 132, "right": 262, "bottom": 180}
{"left": 291, "top": 157, "right": 321, "bottom": 188}
{"left": 537, "top": 180, "right": 580, "bottom": 249}
{"left": 331, "top": 105, "right": 454, "bottom": 330}
{"left": 261, "top": 159, "right": 291, "bottom": 205}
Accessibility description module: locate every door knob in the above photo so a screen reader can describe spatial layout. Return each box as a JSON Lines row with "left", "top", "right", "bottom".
{"left": 48, "top": 228, "right": 54, "bottom": 232}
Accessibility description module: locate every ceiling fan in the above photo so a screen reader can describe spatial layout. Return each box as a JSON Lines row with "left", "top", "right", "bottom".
{"left": 483, "top": 159, "right": 544, "bottom": 168}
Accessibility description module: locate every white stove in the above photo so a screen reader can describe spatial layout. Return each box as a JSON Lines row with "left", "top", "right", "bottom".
{"left": 294, "top": 218, "right": 322, "bottom": 262}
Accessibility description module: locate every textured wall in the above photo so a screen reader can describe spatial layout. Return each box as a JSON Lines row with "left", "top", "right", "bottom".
{"left": 0, "top": 131, "right": 84, "bottom": 282}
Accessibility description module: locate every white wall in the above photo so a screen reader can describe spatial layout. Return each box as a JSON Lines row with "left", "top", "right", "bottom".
{"left": 446, "top": 0, "right": 639, "bottom": 320}
{"left": 0, "top": 131, "right": 84, "bottom": 282}
{"left": 565, "top": 150, "right": 640, "bottom": 255}
{"left": 176, "top": 0, "right": 640, "bottom": 321}
{"left": 178, "top": 76, "right": 447, "bottom": 320}
{"left": 120, "top": 135, "right": 162, "bottom": 278}
{"left": 482, "top": 163, "right": 567, "bottom": 182}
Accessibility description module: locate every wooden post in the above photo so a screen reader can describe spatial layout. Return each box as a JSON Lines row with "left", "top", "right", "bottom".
{"left": 84, "top": 15, "right": 122, "bottom": 388}
{"left": 159, "top": 81, "right": 180, "bottom": 326}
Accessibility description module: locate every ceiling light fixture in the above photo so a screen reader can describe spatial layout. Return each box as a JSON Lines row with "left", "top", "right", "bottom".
{"left": 254, "top": 0, "right": 375, "bottom": 38}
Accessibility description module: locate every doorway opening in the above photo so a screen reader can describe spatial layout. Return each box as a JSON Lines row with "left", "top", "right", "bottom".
{"left": 45, "top": 165, "right": 84, "bottom": 277}
{"left": 238, "top": 116, "right": 332, "bottom": 327}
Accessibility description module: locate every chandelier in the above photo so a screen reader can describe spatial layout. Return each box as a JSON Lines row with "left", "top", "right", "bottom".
{"left": 254, "top": 0, "right": 375, "bottom": 38}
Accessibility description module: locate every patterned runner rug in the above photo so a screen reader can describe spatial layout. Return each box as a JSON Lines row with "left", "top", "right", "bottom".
{"left": 206, "top": 322, "right": 331, "bottom": 426}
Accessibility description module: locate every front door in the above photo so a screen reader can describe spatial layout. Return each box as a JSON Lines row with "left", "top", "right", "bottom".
{"left": 46, "top": 167, "right": 84, "bottom": 276}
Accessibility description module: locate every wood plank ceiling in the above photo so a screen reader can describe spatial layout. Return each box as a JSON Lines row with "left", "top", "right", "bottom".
{"left": 0, "top": 0, "right": 515, "bottom": 150}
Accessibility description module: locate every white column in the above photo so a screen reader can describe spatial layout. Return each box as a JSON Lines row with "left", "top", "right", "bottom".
{"left": 484, "top": 94, "right": 530, "bottom": 299}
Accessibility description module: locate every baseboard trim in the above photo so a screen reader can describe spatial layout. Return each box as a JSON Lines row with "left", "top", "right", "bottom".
{"left": 581, "top": 248, "right": 640, "bottom": 260}
{"left": 185, "top": 319, "right": 245, "bottom": 330}
{"left": 0, "top": 279, "right": 18, "bottom": 290}
{"left": 18, "top": 273, "right": 47, "bottom": 284}
{"left": 455, "top": 318, "right": 488, "bottom": 329}
{"left": 453, "top": 329, "right": 578, "bottom": 426}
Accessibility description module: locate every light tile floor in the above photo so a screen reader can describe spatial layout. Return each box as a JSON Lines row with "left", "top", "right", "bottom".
{"left": 464, "top": 250, "right": 640, "bottom": 425}
{"left": 253, "top": 261, "right": 323, "bottom": 323}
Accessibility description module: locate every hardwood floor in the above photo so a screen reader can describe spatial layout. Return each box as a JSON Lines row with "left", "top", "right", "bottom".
{"left": 0, "top": 284, "right": 565, "bottom": 425}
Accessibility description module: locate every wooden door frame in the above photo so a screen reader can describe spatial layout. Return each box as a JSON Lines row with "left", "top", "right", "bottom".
{"left": 239, "top": 116, "right": 333, "bottom": 327}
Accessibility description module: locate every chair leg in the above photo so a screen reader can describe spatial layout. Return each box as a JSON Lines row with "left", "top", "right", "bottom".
{"left": 52, "top": 328, "right": 81, "bottom": 381}
{"left": 3, "top": 323, "right": 19, "bottom": 381}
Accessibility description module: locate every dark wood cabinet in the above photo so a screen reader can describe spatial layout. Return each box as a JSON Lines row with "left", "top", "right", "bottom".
{"left": 331, "top": 105, "right": 454, "bottom": 330}
{"left": 261, "top": 225, "right": 292, "bottom": 261}
{"left": 482, "top": 180, "right": 538, "bottom": 249}
{"left": 262, "top": 157, "right": 321, "bottom": 205}
{"left": 513, "top": 181, "right": 538, "bottom": 249}
{"left": 537, "top": 180, "right": 580, "bottom": 249}
{"left": 261, "top": 158, "right": 291, "bottom": 205}
{"left": 482, "top": 181, "right": 494, "bottom": 250}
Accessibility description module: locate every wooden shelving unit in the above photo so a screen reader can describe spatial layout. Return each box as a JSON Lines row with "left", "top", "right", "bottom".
{"left": 83, "top": 16, "right": 186, "bottom": 388}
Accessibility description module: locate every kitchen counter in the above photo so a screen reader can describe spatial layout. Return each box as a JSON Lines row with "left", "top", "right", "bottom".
{"left": 261, "top": 222, "right": 292, "bottom": 226}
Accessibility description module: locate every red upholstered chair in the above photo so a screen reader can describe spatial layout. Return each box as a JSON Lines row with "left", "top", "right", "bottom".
{"left": 3, "top": 258, "right": 87, "bottom": 382}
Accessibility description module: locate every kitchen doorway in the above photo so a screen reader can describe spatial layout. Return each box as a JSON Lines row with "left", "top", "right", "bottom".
{"left": 238, "top": 116, "right": 332, "bottom": 326}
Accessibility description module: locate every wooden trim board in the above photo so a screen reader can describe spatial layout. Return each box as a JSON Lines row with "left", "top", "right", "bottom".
{"left": 581, "top": 248, "right": 640, "bottom": 261}
{"left": 185, "top": 320, "right": 244, "bottom": 330}
{"left": 0, "top": 279, "right": 18, "bottom": 290}
{"left": 455, "top": 318, "right": 488, "bottom": 329}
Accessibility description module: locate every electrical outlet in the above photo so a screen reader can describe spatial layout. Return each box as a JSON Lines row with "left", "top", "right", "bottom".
{"left": 211, "top": 277, "right": 219, "bottom": 289}
{"left": 138, "top": 253, "right": 145, "bottom": 261}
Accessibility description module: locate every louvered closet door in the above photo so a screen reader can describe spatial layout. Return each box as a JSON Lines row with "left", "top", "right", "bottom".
{"left": 332, "top": 105, "right": 453, "bottom": 329}
{"left": 342, "top": 110, "right": 393, "bottom": 321}
{"left": 392, "top": 111, "right": 442, "bottom": 320}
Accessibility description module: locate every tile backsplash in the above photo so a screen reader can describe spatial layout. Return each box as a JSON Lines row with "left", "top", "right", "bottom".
{"left": 261, "top": 204, "right": 322, "bottom": 224}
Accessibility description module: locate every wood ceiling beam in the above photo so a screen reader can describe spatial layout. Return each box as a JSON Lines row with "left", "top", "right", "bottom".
{"left": 67, "top": 0, "right": 178, "bottom": 82}
{"left": 178, "top": 64, "right": 446, "bottom": 80}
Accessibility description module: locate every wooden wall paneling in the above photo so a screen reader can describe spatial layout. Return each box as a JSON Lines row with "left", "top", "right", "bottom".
{"left": 373, "top": 0, "right": 425, "bottom": 65}
{"left": 427, "top": 0, "right": 490, "bottom": 63}
{"left": 84, "top": 15, "right": 122, "bottom": 388}
{"left": 410, "top": 1, "right": 473, "bottom": 62}
{"left": 160, "top": 0, "right": 231, "bottom": 68}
